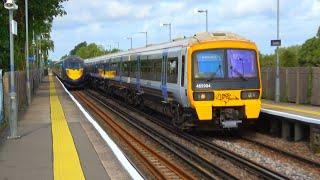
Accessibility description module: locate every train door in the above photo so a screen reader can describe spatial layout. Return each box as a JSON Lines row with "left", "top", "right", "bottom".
{"left": 136, "top": 55, "right": 141, "bottom": 91}
{"left": 179, "top": 47, "right": 189, "bottom": 107}
{"left": 161, "top": 51, "right": 168, "bottom": 102}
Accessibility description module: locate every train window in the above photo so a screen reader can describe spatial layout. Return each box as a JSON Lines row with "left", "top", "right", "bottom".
{"left": 121, "top": 61, "right": 130, "bottom": 77}
{"left": 167, "top": 57, "right": 178, "bottom": 84}
{"left": 181, "top": 55, "right": 185, "bottom": 87}
{"left": 153, "top": 59, "right": 162, "bottom": 81}
{"left": 193, "top": 50, "right": 225, "bottom": 80}
{"left": 130, "top": 61, "right": 137, "bottom": 78}
{"left": 227, "top": 49, "right": 257, "bottom": 78}
{"left": 141, "top": 59, "right": 153, "bottom": 80}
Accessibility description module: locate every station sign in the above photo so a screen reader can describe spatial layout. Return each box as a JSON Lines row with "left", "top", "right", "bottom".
{"left": 11, "top": 20, "right": 17, "bottom": 35}
{"left": 271, "top": 39, "right": 281, "bottom": 46}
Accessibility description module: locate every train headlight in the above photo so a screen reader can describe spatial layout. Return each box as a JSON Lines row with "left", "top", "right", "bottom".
{"left": 241, "top": 90, "right": 260, "bottom": 99}
{"left": 193, "top": 92, "right": 214, "bottom": 101}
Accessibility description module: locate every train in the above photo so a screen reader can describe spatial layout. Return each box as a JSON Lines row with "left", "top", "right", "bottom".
{"left": 79, "top": 32, "right": 262, "bottom": 130}
{"left": 52, "top": 56, "right": 86, "bottom": 89}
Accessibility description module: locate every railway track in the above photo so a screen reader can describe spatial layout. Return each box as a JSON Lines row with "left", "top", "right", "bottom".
{"left": 240, "top": 136, "right": 320, "bottom": 168}
{"left": 74, "top": 91, "right": 194, "bottom": 179}
{"left": 86, "top": 89, "right": 290, "bottom": 180}
{"left": 77, "top": 90, "right": 237, "bottom": 179}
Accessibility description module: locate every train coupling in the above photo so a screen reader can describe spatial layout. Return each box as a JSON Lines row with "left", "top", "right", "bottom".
{"left": 221, "top": 120, "right": 242, "bottom": 128}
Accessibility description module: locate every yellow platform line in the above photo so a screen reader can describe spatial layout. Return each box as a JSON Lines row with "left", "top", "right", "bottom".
{"left": 49, "top": 76, "right": 85, "bottom": 180}
{"left": 263, "top": 103, "right": 320, "bottom": 116}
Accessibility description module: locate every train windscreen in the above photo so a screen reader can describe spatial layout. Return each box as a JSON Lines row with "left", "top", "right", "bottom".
{"left": 64, "top": 61, "right": 82, "bottom": 69}
{"left": 193, "top": 50, "right": 225, "bottom": 80}
{"left": 193, "top": 49, "right": 258, "bottom": 81}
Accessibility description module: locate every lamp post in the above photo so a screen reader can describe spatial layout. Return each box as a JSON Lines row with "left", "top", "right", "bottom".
{"left": 197, "top": 9, "right": 208, "bottom": 32}
{"left": 39, "top": 34, "right": 43, "bottom": 81}
{"left": 126, "top": 37, "right": 133, "bottom": 49}
{"left": 4, "top": 0, "right": 19, "bottom": 139}
{"left": 138, "top": 31, "right": 148, "bottom": 47}
{"left": 275, "top": 0, "right": 280, "bottom": 103}
{"left": 32, "top": 29, "right": 36, "bottom": 69}
{"left": 160, "top": 23, "right": 172, "bottom": 42}
{"left": 25, "top": 0, "right": 31, "bottom": 105}
{"left": 114, "top": 42, "right": 119, "bottom": 49}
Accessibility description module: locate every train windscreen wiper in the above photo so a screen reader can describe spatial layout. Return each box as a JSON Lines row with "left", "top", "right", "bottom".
{"left": 230, "top": 67, "right": 248, "bottom": 81}
{"left": 204, "top": 65, "right": 223, "bottom": 82}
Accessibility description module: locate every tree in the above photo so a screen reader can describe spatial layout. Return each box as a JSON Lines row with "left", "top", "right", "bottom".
{"left": 0, "top": 0, "right": 68, "bottom": 71}
{"left": 298, "top": 37, "right": 320, "bottom": 66}
{"left": 317, "top": 26, "right": 320, "bottom": 38}
{"left": 260, "top": 45, "right": 301, "bottom": 67}
{"left": 280, "top": 49, "right": 298, "bottom": 67}
{"left": 75, "top": 43, "right": 106, "bottom": 59}
{"left": 259, "top": 53, "right": 275, "bottom": 67}
{"left": 70, "top": 41, "right": 87, "bottom": 55}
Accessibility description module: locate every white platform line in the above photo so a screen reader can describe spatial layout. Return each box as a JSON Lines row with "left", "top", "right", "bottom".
{"left": 56, "top": 77, "right": 144, "bottom": 180}
{"left": 261, "top": 108, "right": 320, "bottom": 125}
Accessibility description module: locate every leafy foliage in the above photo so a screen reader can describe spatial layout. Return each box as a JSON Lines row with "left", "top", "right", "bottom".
{"left": 298, "top": 37, "right": 320, "bottom": 67}
{"left": 70, "top": 41, "right": 87, "bottom": 56}
{"left": 260, "top": 45, "right": 300, "bottom": 67}
{"left": 0, "top": 0, "right": 68, "bottom": 71}
{"left": 75, "top": 43, "right": 106, "bottom": 59}
{"left": 62, "top": 41, "right": 121, "bottom": 60}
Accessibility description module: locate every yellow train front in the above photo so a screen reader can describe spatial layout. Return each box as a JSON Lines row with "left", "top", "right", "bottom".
{"left": 53, "top": 56, "right": 86, "bottom": 89}
{"left": 187, "top": 33, "right": 262, "bottom": 130}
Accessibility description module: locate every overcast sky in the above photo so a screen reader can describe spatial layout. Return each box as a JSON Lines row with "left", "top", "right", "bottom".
{"left": 49, "top": 0, "right": 320, "bottom": 60}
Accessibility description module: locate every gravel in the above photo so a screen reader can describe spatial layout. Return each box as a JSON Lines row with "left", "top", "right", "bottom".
{"left": 210, "top": 137, "right": 320, "bottom": 180}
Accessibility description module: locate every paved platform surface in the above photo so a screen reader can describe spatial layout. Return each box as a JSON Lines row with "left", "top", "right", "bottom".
{"left": 0, "top": 76, "right": 130, "bottom": 180}
{"left": 262, "top": 99, "right": 320, "bottom": 124}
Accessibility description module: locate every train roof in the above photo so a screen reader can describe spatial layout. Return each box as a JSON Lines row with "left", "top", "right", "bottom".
{"left": 85, "top": 31, "right": 254, "bottom": 64}
{"left": 54, "top": 56, "right": 83, "bottom": 64}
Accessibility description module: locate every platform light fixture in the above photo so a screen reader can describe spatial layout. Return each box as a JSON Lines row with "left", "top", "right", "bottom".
{"left": 195, "top": 8, "right": 208, "bottom": 32}
{"left": 160, "top": 23, "right": 171, "bottom": 42}
{"left": 125, "top": 37, "right": 133, "bottom": 49}
{"left": 25, "top": 0, "right": 31, "bottom": 106}
{"left": 138, "top": 31, "right": 148, "bottom": 47}
{"left": 4, "top": 0, "right": 19, "bottom": 139}
{"left": 275, "top": 0, "right": 280, "bottom": 103}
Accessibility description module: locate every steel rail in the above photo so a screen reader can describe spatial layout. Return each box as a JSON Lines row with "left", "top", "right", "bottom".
{"left": 90, "top": 89, "right": 289, "bottom": 180}
{"left": 74, "top": 91, "right": 195, "bottom": 180}
{"left": 241, "top": 136, "right": 320, "bottom": 169}
{"left": 83, "top": 90, "right": 237, "bottom": 180}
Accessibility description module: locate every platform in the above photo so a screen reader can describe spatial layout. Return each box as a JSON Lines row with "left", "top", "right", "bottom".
{"left": 261, "top": 100, "right": 320, "bottom": 152}
{"left": 0, "top": 76, "right": 131, "bottom": 180}
{"left": 262, "top": 100, "right": 320, "bottom": 124}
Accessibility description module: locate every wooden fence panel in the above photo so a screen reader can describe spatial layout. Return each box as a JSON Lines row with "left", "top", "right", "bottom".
{"left": 287, "top": 68, "right": 298, "bottom": 103}
{"left": 280, "top": 68, "right": 287, "bottom": 100}
{"left": 311, "top": 68, "right": 320, "bottom": 105}
{"left": 2, "top": 70, "right": 42, "bottom": 122}
{"left": 297, "top": 67, "right": 310, "bottom": 104}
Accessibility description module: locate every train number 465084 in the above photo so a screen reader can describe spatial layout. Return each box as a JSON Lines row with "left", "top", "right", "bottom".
{"left": 195, "top": 83, "right": 211, "bottom": 89}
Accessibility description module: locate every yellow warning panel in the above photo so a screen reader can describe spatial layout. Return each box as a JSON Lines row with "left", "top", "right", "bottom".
{"left": 49, "top": 76, "right": 85, "bottom": 180}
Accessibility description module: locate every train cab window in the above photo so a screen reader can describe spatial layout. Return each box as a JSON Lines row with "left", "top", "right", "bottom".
{"left": 227, "top": 49, "right": 258, "bottom": 78}
{"left": 167, "top": 57, "right": 178, "bottom": 84}
{"left": 193, "top": 50, "right": 225, "bottom": 80}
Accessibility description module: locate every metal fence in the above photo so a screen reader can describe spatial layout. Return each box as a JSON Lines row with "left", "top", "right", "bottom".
{"left": 1, "top": 70, "right": 42, "bottom": 123}
{"left": 261, "top": 67, "right": 320, "bottom": 105}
